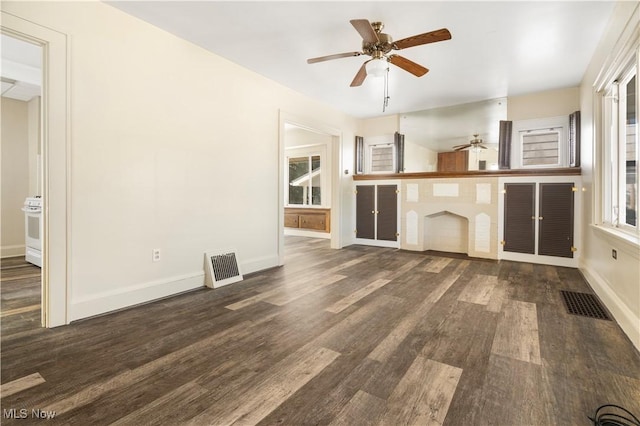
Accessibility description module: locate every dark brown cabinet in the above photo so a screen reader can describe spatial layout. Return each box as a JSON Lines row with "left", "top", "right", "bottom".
{"left": 356, "top": 184, "right": 398, "bottom": 242}
{"left": 437, "top": 151, "right": 468, "bottom": 172}
{"left": 503, "top": 182, "right": 575, "bottom": 258}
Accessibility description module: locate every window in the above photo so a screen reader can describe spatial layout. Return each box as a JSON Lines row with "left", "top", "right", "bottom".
{"left": 601, "top": 58, "right": 638, "bottom": 231}
{"left": 511, "top": 116, "right": 568, "bottom": 169}
{"left": 369, "top": 144, "right": 395, "bottom": 173}
{"left": 520, "top": 128, "right": 561, "bottom": 167}
{"left": 287, "top": 154, "right": 322, "bottom": 206}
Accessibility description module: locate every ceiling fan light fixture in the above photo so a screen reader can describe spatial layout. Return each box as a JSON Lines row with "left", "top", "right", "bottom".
{"left": 366, "top": 58, "right": 388, "bottom": 78}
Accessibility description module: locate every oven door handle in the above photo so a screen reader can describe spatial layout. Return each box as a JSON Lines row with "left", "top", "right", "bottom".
{"left": 22, "top": 207, "right": 42, "bottom": 213}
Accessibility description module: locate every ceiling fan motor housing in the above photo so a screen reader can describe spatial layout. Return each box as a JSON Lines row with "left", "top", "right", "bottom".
{"left": 363, "top": 22, "right": 394, "bottom": 56}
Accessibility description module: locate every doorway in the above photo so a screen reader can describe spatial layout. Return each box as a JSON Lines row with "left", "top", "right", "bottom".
{"left": 278, "top": 112, "right": 343, "bottom": 266}
{"left": 1, "top": 12, "right": 70, "bottom": 327}
{"left": 1, "top": 33, "right": 43, "bottom": 328}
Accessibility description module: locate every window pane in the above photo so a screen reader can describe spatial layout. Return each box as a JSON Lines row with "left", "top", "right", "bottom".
{"left": 625, "top": 75, "right": 637, "bottom": 226}
{"left": 311, "top": 155, "right": 321, "bottom": 205}
{"left": 371, "top": 146, "right": 394, "bottom": 172}
{"left": 522, "top": 131, "right": 559, "bottom": 166}
{"left": 288, "top": 156, "right": 309, "bottom": 205}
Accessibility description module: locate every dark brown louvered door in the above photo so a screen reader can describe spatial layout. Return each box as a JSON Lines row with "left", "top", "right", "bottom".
{"left": 376, "top": 185, "right": 398, "bottom": 241}
{"left": 538, "top": 183, "right": 574, "bottom": 258}
{"left": 504, "top": 183, "right": 536, "bottom": 254}
{"left": 356, "top": 185, "right": 375, "bottom": 239}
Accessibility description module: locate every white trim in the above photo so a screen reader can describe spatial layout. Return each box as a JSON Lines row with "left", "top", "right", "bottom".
{"left": 352, "top": 180, "right": 401, "bottom": 249}
{"left": 354, "top": 238, "right": 400, "bottom": 249}
{"left": 580, "top": 263, "right": 640, "bottom": 352}
{"left": 590, "top": 224, "right": 640, "bottom": 259}
{"left": 70, "top": 272, "right": 205, "bottom": 322}
{"left": 284, "top": 229, "right": 331, "bottom": 239}
{"left": 497, "top": 176, "right": 582, "bottom": 268}
{"left": 1, "top": 12, "right": 70, "bottom": 328}
{"left": 511, "top": 116, "right": 569, "bottom": 169}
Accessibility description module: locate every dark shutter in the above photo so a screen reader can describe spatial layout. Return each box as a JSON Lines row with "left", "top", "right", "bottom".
{"left": 394, "top": 132, "right": 405, "bottom": 173}
{"left": 376, "top": 185, "right": 398, "bottom": 241}
{"left": 355, "top": 136, "right": 364, "bottom": 174}
{"left": 498, "top": 120, "right": 512, "bottom": 170}
{"left": 538, "top": 183, "right": 574, "bottom": 258}
{"left": 356, "top": 185, "right": 375, "bottom": 239}
{"left": 569, "top": 111, "right": 581, "bottom": 167}
{"left": 504, "top": 183, "right": 535, "bottom": 254}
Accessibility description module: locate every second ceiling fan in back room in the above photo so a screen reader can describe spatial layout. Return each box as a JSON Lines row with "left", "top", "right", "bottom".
{"left": 307, "top": 19, "right": 452, "bottom": 111}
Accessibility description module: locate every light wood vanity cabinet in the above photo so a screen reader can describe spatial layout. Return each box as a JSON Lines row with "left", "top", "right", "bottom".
{"left": 284, "top": 208, "right": 330, "bottom": 233}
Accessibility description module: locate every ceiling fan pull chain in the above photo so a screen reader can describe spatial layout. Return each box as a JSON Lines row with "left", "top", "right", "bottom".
{"left": 383, "top": 65, "right": 390, "bottom": 112}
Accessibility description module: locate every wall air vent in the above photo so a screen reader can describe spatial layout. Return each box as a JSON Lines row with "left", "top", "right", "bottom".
{"left": 204, "top": 250, "right": 243, "bottom": 288}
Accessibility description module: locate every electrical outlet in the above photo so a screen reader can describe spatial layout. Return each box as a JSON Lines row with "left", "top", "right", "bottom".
{"left": 612, "top": 249, "right": 617, "bottom": 260}
{"left": 152, "top": 248, "right": 161, "bottom": 262}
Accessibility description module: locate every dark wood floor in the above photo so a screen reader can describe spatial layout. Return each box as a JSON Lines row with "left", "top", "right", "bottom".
{"left": 1, "top": 237, "right": 639, "bottom": 425}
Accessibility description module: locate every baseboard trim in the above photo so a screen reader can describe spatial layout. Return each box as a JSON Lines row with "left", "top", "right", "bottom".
{"left": 69, "top": 272, "right": 205, "bottom": 322}
{"left": 580, "top": 263, "right": 640, "bottom": 352}
{"left": 1, "top": 245, "right": 25, "bottom": 258}
{"left": 69, "top": 254, "right": 279, "bottom": 322}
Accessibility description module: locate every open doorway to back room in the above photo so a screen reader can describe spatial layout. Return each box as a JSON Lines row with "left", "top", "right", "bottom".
{"left": 283, "top": 123, "right": 333, "bottom": 242}
{"left": 1, "top": 33, "right": 44, "bottom": 329}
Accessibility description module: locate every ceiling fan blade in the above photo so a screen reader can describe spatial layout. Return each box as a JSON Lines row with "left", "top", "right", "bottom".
{"left": 350, "top": 61, "right": 370, "bottom": 87}
{"left": 478, "top": 145, "right": 488, "bottom": 149}
{"left": 452, "top": 144, "right": 471, "bottom": 151}
{"left": 389, "top": 55, "right": 429, "bottom": 77}
{"left": 307, "top": 52, "right": 362, "bottom": 64}
{"left": 393, "top": 28, "right": 452, "bottom": 50}
{"left": 350, "top": 19, "right": 379, "bottom": 44}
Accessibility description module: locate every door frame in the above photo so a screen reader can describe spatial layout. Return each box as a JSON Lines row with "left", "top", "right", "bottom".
{"left": 278, "top": 111, "right": 343, "bottom": 265}
{"left": 1, "top": 12, "right": 70, "bottom": 327}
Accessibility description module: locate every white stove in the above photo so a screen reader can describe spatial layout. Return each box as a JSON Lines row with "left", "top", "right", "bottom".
{"left": 22, "top": 196, "right": 43, "bottom": 267}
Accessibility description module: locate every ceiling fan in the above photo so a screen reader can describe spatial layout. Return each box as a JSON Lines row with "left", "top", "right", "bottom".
{"left": 453, "top": 134, "right": 488, "bottom": 151}
{"left": 307, "top": 19, "right": 452, "bottom": 87}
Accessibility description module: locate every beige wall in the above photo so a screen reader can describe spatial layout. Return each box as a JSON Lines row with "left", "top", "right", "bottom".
{"left": 27, "top": 96, "right": 41, "bottom": 196}
{"left": 1, "top": 97, "right": 29, "bottom": 257}
{"left": 579, "top": 2, "right": 639, "bottom": 350}
{"left": 507, "top": 87, "right": 580, "bottom": 121}
{"left": 358, "top": 114, "right": 399, "bottom": 137}
{"left": 1, "top": 1, "right": 359, "bottom": 320}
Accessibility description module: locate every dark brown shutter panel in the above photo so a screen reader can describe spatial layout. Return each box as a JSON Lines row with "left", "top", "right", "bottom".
{"left": 538, "top": 183, "right": 574, "bottom": 258}
{"left": 498, "top": 120, "right": 512, "bottom": 170}
{"left": 376, "top": 185, "right": 398, "bottom": 241}
{"left": 504, "top": 183, "right": 535, "bottom": 254}
{"left": 356, "top": 185, "right": 375, "bottom": 239}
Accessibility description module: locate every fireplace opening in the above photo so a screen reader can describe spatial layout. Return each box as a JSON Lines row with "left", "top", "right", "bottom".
{"left": 424, "top": 211, "right": 469, "bottom": 255}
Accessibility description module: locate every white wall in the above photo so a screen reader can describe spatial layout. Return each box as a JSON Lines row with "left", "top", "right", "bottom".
{"left": 2, "top": 1, "right": 359, "bottom": 321}
{"left": 1, "top": 97, "right": 29, "bottom": 257}
{"left": 579, "top": 2, "right": 639, "bottom": 350}
{"left": 358, "top": 114, "right": 399, "bottom": 137}
{"left": 404, "top": 141, "right": 437, "bottom": 172}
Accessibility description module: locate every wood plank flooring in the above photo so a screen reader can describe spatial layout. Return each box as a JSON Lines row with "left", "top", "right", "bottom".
{"left": 1, "top": 237, "right": 639, "bottom": 425}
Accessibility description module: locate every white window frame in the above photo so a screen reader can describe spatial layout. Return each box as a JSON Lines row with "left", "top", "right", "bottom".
{"left": 285, "top": 145, "right": 327, "bottom": 208}
{"left": 368, "top": 143, "right": 396, "bottom": 174}
{"left": 511, "top": 116, "right": 569, "bottom": 169}
{"left": 594, "top": 17, "right": 639, "bottom": 241}
{"left": 363, "top": 135, "right": 397, "bottom": 174}
{"left": 601, "top": 63, "right": 638, "bottom": 233}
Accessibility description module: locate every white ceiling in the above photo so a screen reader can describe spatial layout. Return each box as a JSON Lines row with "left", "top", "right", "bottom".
{"left": 1, "top": 34, "right": 42, "bottom": 102}
{"left": 115, "top": 2, "right": 612, "bottom": 118}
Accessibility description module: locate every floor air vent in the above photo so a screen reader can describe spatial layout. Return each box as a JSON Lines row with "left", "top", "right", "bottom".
{"left": 204, "top": 250, "right": 243, "bottom": 289}
{"left": 560, "top": 290, "right": 611, "bottom": 320}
